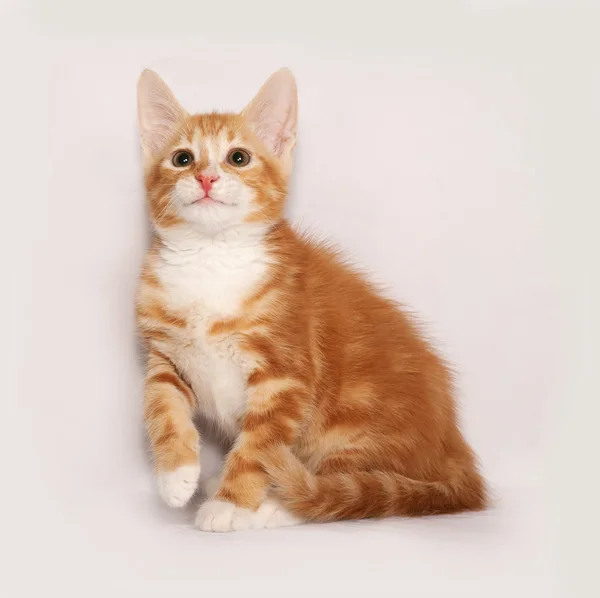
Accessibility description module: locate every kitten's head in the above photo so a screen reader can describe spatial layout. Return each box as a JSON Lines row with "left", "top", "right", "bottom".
{"left": 137, "top": 69, "right": 297, "bottom": 234}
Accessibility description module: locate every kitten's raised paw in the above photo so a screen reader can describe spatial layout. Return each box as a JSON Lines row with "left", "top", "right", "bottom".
{"left": 156, "top": 464, "right": 200, "bottom": 507}
{"left": 195, "top": 499, "right": 255, "bottom": 532}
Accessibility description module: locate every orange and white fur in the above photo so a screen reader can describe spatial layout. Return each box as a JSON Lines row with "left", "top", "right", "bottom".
{"left": 135, "top": 68, "right": 486, "bottom": 532}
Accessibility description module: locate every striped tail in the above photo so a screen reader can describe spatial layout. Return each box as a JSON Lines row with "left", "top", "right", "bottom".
{"left": 259, "top": 446, "right": 487, "bottom": 522}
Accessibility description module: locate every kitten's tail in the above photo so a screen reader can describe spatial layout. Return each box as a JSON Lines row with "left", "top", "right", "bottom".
{"left": 259, "top": 446, "right": 487, "bottom": 522}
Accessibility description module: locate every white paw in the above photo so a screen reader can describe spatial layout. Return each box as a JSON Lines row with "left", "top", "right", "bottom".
{"left": 201, "top": 475, "right": 221, "bottom": 500}
{"left": 194, "top": 499, "right": 301, "bottom": 532}
{"left": 254, "top": 499, "right": 302, "bottom": 529}
{"left": 195, "top": 499, "right": 255, "bottom": 532}
{"left": 156, "top": 464, "right": 200, "bottom": 507}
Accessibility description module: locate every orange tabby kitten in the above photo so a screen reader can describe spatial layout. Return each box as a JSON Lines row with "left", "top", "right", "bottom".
{"left": 136, "top": 68, "right": 486, "bottom": 532}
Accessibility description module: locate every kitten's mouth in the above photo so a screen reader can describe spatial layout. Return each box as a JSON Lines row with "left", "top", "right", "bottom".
{"left": 190, "top": 195, "right": 228, "bottom": 206}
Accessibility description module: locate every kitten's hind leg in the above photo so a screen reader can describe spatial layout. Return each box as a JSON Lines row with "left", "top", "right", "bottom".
{"left": 254, "top": 499, "right": 302, "bottom": 529}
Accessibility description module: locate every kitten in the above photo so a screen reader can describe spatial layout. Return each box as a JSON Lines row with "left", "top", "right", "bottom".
{"left": 135, "top": 68, "right": 486, "bottom": 532}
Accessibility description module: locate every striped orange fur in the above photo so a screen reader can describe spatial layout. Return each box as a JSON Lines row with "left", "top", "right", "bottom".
{"left": 135, "top": 68, "right": 486, "bottom": 531}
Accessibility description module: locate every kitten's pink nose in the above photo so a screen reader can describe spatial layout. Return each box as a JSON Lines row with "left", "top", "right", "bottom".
{"left": 196, "top": 173, "right": 219, "bottom": 194}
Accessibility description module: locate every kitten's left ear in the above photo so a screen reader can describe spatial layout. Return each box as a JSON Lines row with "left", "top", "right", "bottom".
{"left": 242, "top": 68, "right": 298, "bottom": 175}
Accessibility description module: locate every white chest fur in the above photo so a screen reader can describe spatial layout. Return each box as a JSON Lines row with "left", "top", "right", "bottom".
{"left": 154, "top": 228, "right": 270, "bottom": 436}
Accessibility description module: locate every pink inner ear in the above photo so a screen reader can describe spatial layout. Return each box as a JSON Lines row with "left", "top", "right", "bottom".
{"left": 248, "top": 103, "right": 294, "bottom": 157}
{"left": 138, "top": 71, "right": 187, "bottom": 157}
{"left": 243, "top": 70, "right": 297, "bottom": 159}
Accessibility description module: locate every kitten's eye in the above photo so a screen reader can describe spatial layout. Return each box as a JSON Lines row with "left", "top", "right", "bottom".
{"left": 227, "top": 149, "right": 251, "bottom": 167}
{"left": 172, "top": 150, "right": 194, "bottom": 167}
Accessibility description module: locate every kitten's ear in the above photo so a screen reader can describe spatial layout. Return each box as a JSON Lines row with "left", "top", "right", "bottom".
{"left": 242, "top": 68, "right": 298, "bottom": 175}
{"left": 137, "top": 70, "right": 188, "bottom": 159}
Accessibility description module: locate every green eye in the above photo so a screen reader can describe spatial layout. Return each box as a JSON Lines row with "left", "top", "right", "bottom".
{"left": 172, "top": 150, "right": 194, "bottom": 167}
{"left": 227, "top": 149, "right": 251, "bottom": 167}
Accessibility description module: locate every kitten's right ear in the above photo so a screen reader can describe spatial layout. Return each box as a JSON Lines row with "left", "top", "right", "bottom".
{"left": 137, "top": 70, "right": 188, "bottom": 159}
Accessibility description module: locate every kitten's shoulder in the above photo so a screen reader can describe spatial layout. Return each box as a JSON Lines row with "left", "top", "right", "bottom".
{"left": 265, "top": 219, "right": 378, "bottom": 298}
{"left": 265, "top": 219, "right": 343, "bottom": 265}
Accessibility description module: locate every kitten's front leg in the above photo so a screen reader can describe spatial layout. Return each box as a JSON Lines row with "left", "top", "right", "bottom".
{"left": 195, "top": 376, "right": 307, "bottom": 532}
{"left": 144, "top": 347, "right": 200, "bottom": 507}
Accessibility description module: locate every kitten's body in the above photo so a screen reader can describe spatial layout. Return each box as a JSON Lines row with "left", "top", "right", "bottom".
{"left": 136, "top": 70, "right": 486, "bottom": 531}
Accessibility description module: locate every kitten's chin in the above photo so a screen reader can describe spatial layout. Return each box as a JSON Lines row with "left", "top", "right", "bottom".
{"left": 178, "top": 203, "right": 247, "bottom": 233}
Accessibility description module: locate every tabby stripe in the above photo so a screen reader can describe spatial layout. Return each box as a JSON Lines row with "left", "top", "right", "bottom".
{"left": 137, "top": 301, "right": 187, "bottom": 328}
{"left": 146, "top": 370, "right": 195, "bottom": 408}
